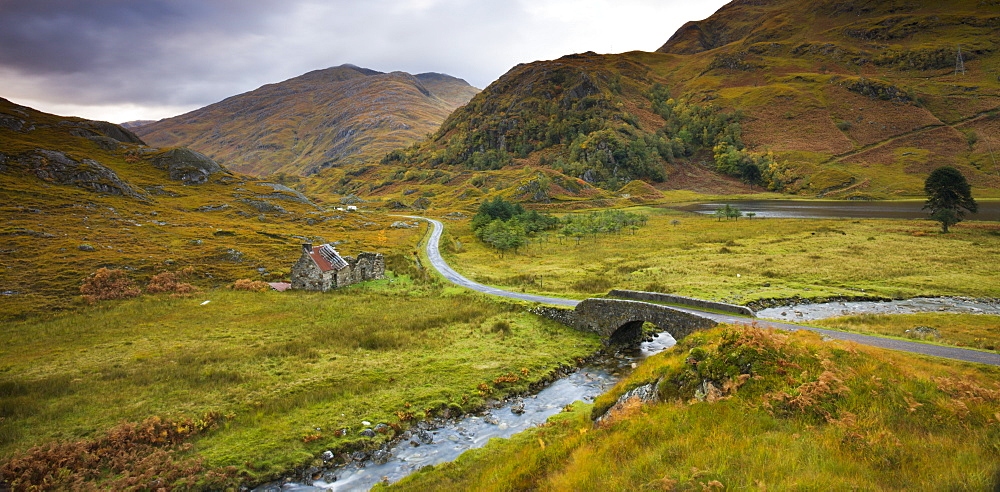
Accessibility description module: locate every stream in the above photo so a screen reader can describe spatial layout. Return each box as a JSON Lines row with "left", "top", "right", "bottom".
{"left": 254, "top": 297, "right": 999, "bottom": 491}
{"left": 254, "top": 333, "right": 677, "bottom": 491}
{"left": 756, "top": 297, "right": 1000, "bottom": 322}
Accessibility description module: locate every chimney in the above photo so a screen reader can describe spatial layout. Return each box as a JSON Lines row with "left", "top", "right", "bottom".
{"left": 302, "top": 243, "right": 313, "bottom": 254}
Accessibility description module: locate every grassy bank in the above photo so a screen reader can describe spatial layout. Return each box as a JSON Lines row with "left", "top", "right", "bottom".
{"left": 0, "top": 280, "right": 601, "bottom": 487}
{"left": 389, "top": 325, "right": 1000, "bottom": 490}
{"left": 814, "top": 312, "right": 1000, "bottom": 351}
{"left": 443, "top": 208, "right": 1000, "bottom": 304}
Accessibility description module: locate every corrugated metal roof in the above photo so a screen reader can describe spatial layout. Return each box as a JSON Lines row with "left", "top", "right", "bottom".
{"left": 308, "top": 244, "right": 349, "bottom": 272}
{"left": 268, "top": 282, "right": 292, "bottom": 292}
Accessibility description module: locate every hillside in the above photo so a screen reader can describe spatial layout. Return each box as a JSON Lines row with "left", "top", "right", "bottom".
{"left": 0, "top": 97, "right": 411, "bottom": 319}
{"left": 364, "top": 0, "right": 999, "bottom": 201}
{"left": 135, "top": 65, "right": 479, "bottom": 178}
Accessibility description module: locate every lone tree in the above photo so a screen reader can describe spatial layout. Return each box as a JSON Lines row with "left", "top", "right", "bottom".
{"left": 923, "top": 166, "right": 977, "bottom": 233}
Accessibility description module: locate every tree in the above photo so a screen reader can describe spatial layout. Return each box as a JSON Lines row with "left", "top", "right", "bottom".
{"left": 923, "top": 166, "right": 977, "bottom": 233}
{"left": 726, "top": 204, "right": 743, "bottom": 221}
{"left": 715, "top": 204, "right": 742, "bottom": 221}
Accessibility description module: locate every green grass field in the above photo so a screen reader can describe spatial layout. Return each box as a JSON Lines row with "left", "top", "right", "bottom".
{"left": 443, "top": 207, "right": 1000, "bottom": 308}
{"left": 814, "top": 312, "right": 1000, "bottom": 351}
{"left": 0, "top": 279, "right": 601, "bottom": 487}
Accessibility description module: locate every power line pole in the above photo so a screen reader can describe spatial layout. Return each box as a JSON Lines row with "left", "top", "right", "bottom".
{"left": 955, "top": 45, "right": 966, "bottom": 76}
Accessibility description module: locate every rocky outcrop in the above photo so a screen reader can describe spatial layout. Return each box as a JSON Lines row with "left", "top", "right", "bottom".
{"left": 0, "top": 149, "right": 145, "bottom": 198}
{"left": 150, "top": 148, "right": 225, "bottom": 185}
{"left": 593, "top": 382, "right": 659, "bottom": 426}
{"left": 64, "top": 120, "right": 146, "bottom": 146}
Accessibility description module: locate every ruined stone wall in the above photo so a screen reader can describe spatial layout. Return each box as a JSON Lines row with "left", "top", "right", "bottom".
{"left": 334, "top": 253, "right": 386, "bottom": 288}
{"left": 292, "top": 251, "right": 386, "bottom": 291}
{"left": 607, "top": 289, "right": 756, "bottom": 317}
{"left": 290, "top": 253, "right": 334, "bottom": 291}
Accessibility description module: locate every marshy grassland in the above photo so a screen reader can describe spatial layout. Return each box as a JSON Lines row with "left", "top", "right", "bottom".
{"left": 443, "top": 206, "right": 1000, "bottom": 315}
{"left": 390, "top": 325, "right": 1000, "bottom": 491}
{"left": 0, "top": 278, "right": 601, "bottom": 486}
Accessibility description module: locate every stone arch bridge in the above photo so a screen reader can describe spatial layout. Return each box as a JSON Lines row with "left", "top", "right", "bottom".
{"left": 532, "top": 298, "right": 720, "bottom": 345}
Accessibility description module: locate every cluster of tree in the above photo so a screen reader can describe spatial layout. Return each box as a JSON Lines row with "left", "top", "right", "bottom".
{"left": 650, "top": 84, "right": 743, "bottom": 157}
{"left": 713, "top": 204, "right": 744, "bottom": 221}
{"left": 554, "top": 128, "right": 667, "bottom": 189}
{"left": 471, "top": 198, "right": 649, "bottom": 253}
{"left": 471, "top": 197, "right": 559, "bottom": 254}
{"left": 650, "top": 85, "right": 784, "bottom": 189}
{"left": 558, "top": 209, "right": 648, "bottom": 240}
{"left": 712, "top": 143, "right": 775, "bottom": 188}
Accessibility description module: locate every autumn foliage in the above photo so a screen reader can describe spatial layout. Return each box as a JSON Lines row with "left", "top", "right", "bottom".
{"left": 144, "top": 267, "right": 198, "bottom": 295}
{"left": 80, "top": 268, "right": 141, "bottom": 303}
{"left": 81, "top": 267, "right": 198, "bottom": 303}
{"left": 230, "top": 278, "right": 271, "bottom": 292}
{"left": 0, "top": 414, "right": 238, "bottom": 490}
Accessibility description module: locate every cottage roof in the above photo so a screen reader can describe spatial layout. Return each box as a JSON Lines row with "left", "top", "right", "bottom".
{"left": 308, "top": 244, "right": 349, "bottom": 272}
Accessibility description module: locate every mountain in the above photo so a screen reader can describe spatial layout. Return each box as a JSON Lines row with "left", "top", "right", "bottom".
{"left": 120, "top": 120, "right": 155, "bottom": 129}
{"left": 135, "top": 65, "right": 480, "bottom": 178}
{"left": 0, "top": 96, "right": 392, "bottom": 320}
{"left": 378, "top": 0, "right": 999, "bottom": 199}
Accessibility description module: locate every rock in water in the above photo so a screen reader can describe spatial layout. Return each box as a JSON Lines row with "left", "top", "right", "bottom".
{"left": 371, "top": 448, "right": 391, "bottom": 465}
{"left": 510, "top": 399, "right": 526, "bottom": 415}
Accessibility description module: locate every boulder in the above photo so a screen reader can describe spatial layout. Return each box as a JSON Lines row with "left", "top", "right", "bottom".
{"left": 150, "top": 148, "right": 224, "bottom": 185}
{"left": 371, "top": 448, "right": 391, "bottom": 465}
{"left": 510, "top": 399, "right": 526, "bottom": 415}
{"left": 414, "top": 429, "right": 433, "bottom": 444}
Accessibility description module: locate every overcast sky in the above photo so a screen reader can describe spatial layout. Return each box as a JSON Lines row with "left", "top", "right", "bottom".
{"left": 0, "top": 0, "right": 729, "bottom": 123}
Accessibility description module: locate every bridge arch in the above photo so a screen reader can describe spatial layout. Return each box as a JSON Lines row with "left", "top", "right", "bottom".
{"left": 535, "top": 298, "right": 719, "bottom": 345}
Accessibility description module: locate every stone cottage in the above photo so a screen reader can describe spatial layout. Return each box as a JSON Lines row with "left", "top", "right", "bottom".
{"left": 290, "top": 243, "right": 385, "bottom": 291}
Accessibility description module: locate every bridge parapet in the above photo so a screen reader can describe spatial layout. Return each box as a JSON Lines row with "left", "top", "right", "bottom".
{"left": 532, "top": 298, "right": 719, "bottom": 345}
{"left": 607, "top": 289, "right": 756, "bottom": 317}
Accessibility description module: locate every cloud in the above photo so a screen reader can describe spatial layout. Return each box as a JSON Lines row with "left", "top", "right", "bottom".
{"left": 0, "top": 0, "right": 727, "bottom": 122}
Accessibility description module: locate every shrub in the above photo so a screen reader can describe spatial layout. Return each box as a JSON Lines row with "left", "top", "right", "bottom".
{"left": 80, "top": 268, "right": 141, "bottom": 303}
{"left": 230, "top": 279, "right": 270, "bottom": 292}
{"left": 146, "top": 267, "right": 198, "bottom": 296}
{"left": 0, "top": 414, "right": 237, "bottom": 490}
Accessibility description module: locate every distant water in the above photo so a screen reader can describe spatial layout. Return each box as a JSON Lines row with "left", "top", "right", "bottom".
{"left": 674, "top": 200, "right": 1000, "bottom": 221}
{"left": 757, "top": 297, "right": 1000, "bottom": 322}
